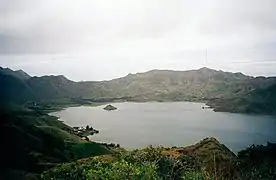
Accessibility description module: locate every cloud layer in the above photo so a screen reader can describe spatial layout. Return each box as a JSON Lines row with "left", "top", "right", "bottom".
{"left": 1, "top": 0, "right": 276, "bottom": 80}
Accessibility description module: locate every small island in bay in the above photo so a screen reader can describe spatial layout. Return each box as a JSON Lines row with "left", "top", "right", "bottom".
{"left": 103, "top": 104, "right": 117, "bottom": 111}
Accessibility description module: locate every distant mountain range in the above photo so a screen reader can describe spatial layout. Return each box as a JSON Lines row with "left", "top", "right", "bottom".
{"left": 1, "top": 67, "right": 276, "bottom": 114}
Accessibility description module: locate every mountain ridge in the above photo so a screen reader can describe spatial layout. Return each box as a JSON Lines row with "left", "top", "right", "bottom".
{"left": 1, "top": 66, "right": 276, "bottom": 114}
{"left": 3, "top": 66, "right": 275, "bottom": 81}
{"left": 0, "top": 67, "right": 31, "bottom": 80}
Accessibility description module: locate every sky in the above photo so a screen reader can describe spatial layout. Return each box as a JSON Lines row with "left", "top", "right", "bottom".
{"left": 1, "top": 0, "right": 276, "bottom": 81}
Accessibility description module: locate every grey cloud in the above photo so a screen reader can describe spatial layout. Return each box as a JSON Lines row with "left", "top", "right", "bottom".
{"left": 0, "top": 0, "right": 185, "bottom": 54}
{"left": 1, "top": 0, "right": 276, "bottom": 80}
{"left": 199, "top": 0, "right": 276, "bottom": 37}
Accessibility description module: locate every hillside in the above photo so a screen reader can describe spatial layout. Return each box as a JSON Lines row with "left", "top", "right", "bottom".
{"left": 40, "top": 137, "right": 238, "bottom": 180}
{"left": 26, "top": 75, "right": 77, "bottom": 100}
{"left": 95, "top": 68, "right": 276, "bottom": 101}
{"left": 0, "top": 73, "right": 36, "bottom": 103}
{"left": 0, "top": 105, "right": 111, "bottom": 180}
{"left": 0, "top": 67, "right": 31, "bottom": 80}
{"left": 41, "top": 137, "right": 276, "bottom": 180}
{"left": 1, "top": 67, "right": 276, "bottom": 114}
{"left": 207, "top": 83, "right": 276, "bottom": 114}
{"left": 0, "top": 71, "right": 82, "bottom": 104}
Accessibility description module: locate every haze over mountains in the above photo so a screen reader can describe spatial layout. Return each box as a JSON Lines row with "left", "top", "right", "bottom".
{"left": 1, "top": 66, "right": 276, "bottom": 114}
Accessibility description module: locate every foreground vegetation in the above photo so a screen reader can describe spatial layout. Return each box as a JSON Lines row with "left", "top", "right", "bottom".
{"left": 42, "top": 139, "right": 276, "bottom": 180}
{"left": 42, "top": 147, "right": 206, "bottom": 180}
{"left": 0, "top": 105, "right": 111, "bottom": 180}
{"left": 1, "top": 105, "right": 275, "bottom": 180}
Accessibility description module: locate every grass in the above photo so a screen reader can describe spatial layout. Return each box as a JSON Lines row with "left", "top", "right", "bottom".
{"left": 38, "top": 126, "right": 83, "bottom": 143}
{"left": 68, "top": 142, "right": 112, "bottom": 160}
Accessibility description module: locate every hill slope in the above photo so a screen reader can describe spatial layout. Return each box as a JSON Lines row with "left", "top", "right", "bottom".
{"left": 42, "top": 137, "right": 276, "bottom": 180}
{"left": 42, "top": 137, "right": 238, "bottom": 180}
{"left": 0, "top": 73, "right": 36, "bottom": 103}
{"left": 0, "top": 106, "right": 111, "bottom": 180}
{"left": 95, "top": 68, "right": 275, "bottom": 101}
{"left": 207, "top": 83, "right": 276, "bottom": 114}
{"left": 1, "top": 67, "right": 276, "bottom": 114}
{"left": 0, "top": 67, "right": 31, "bottom": 80}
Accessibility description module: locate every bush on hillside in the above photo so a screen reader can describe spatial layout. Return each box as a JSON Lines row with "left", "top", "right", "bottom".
{"left": 41, "top": 146, "right": 208, "bottom": 180}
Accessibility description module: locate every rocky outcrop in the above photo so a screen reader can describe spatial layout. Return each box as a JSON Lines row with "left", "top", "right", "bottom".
{"left": 165, "top": 137, "right": 238, "bottom": 179}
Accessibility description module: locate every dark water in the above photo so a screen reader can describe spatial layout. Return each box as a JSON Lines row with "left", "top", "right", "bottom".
{"left": 51, "top": 102, "right": 276, "bottom": 153}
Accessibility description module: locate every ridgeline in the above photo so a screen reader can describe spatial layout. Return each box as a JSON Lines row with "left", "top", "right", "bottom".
{"left": 1, "top": 67, "right": 276, "bottom": 114}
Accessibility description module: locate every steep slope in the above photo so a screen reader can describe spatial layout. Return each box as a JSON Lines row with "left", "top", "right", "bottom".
{"left": 42, "top": 138, "right": 276, "bottom": 180}
{"left": 0, "top": 105, "right": 111, "bottom": 180}
{"left": 95, "top": 68, "right": 276, "bottom": 102}
{"left": 0, "top": 70, "right": 88, "bottom": 104}
{"left": 0, "top": 72, "right": 78, "bottom": 104}
{"left": 166, "top": 137, "right": 238, "bottom": 179}
{"left": 0, "top": 67, "right": 31, "bottom": 80}
{"left": 26, "top": 75, "right": 77, "bottom": 100}
{"left": 42, "top": 138, "right": 239, "bottom": 180}
{"left": 208, "top": 83, "right": 276, "bottom": 114}
{"left": 0, "top": 73, "right": 36, "bottom": 103}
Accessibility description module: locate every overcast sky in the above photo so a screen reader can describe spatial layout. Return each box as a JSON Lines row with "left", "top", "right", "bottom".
{"left": 1, "top": 0, "right": 276, "bottom": 80}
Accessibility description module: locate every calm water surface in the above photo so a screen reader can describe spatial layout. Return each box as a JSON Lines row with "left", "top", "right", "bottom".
{"left": 51, "top": 102, "right": 276, "bottom": 152}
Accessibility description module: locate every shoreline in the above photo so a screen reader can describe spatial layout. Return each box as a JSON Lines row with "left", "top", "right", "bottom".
{"left": 48, "top": 101, "right": 276, "bottom": 153}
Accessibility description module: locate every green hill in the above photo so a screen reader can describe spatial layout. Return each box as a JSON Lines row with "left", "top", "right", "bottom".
{"left": 0, "top": 67, "right": 31, "bottom": 80}
{"left": 41, "top": 137, "right": 276, "bottom": 180}
{"left": 0, "top": 106, "right": 111, "bottom": 180}
{"left": 0, "top": 73, "right": 36, "bottom": 103}
{"left": 26, "top": 75, "right": 77, "bottom": 100}
{"left": 93, "top": 68, "right": 266, "bottom": 100}
{"left": 41, "top": 138, "right": 238, "bottom": 180}
{"left": 207, "top": 83, "right": 276, "bottom": 114}
{"left": 1, "top": 67, "right": 276, "bottom": 114}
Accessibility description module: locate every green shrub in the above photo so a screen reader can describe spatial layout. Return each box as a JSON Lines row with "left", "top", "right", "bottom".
{"left": 41, "top": 163, "right": 86, "bottom": 180}
{"left": 86, "top": 159, "right": 158, "bottom": 180}
{"left": 41, "top": 147, "right": 209, "bottom": 180}
{"left": 181, "top": 171, "right": 205, "bottom": 180}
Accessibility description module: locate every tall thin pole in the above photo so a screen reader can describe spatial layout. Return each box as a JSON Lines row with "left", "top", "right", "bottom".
{"left": 205, "top": 48, "right": 208, "bottom": 64}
